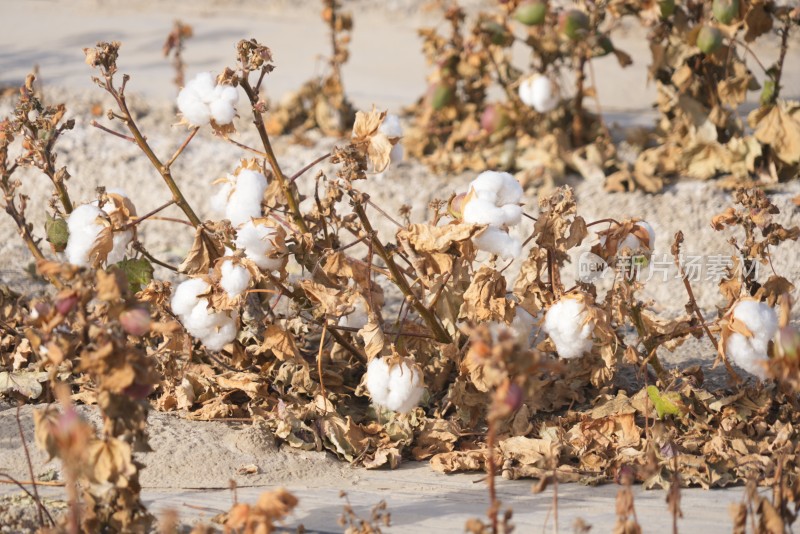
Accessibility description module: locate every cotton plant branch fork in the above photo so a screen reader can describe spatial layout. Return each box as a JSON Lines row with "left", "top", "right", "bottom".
{"left": 85, "top": 42, "right": 203, "bottom": 229}
{"left": 671, "top": 231, "right": 740, "bottom": 383}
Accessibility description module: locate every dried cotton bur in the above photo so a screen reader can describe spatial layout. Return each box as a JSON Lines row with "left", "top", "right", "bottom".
{"left": 2, "top": 3, "right": 800, "bottom": 533}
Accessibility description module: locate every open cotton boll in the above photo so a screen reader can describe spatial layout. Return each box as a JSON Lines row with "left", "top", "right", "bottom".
{"left": 519, "top": 74, "right": 560, "bottom": 113}
{"left": 473, "top": 226, "right": 522, "bottom": 259}
{"left": 366, "top": 358, "right": 425, "bottom": 413}
{"left": 177, "top": 72, "right": 237, "bottom": 127}
{"left": 171, "top": 278, "right": 211, "bottom": 317}
{"left": 339, "top": 297, "right": 369, "bottom": 330}
{"left": 379, "top": 114, "right": 403, "bottom": 138}
{"left": 726, "top": 300, "right": 778, "bottom": 379}
{"left": 215, "top": 169, "right": 267, "bottom": 227}
{"left": 543, "top": 297, "right": 594, "bottom": 359}
{"left": 220, "top": 260, "right": 251, "bottom": 298}
{"left": 200, "top": 315, "right": 238, "bottom": 352}
{"left": 95, "top": 189, "right": 136, "bottom": 265}
{"left": 65, "top": 204, "right": 106, "bottom": 267}
{"left": 463, "top": 197, "right": 522, "bottom": 227}
{"left": 235, "top": 221, "right": 284, "bottom": 271}
{"left": 468, "top": 171, "right": 524, "bottom": 207}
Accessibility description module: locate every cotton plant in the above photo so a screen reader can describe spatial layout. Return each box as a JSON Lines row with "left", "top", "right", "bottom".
{"left": 542, "top": 293, "right": 597, "bottom": 359}
{"left": 171, "top": 278, "right": 238, "bottom": 352}
{"left": 64, "top": 190, "right": 136, "bottom": 267}
{"left": 460, "top": 170, "right": 524, "bottom": 259}
{"left": 177, "top": 72, "right": 238, "bottom": 128}
{"left": 518, "top": 73, "right": 560, "bottom": 114}
{"left": 721, "top": 298, "right": 779, "bottom": 379}
{"left": 218, "top": 258, "right": 252, "bottom": 299}
{"left": 234, "top": 220, "right": 287, "bottom": 272}
{"left": 366, "top": 357, "right": 425, "bottom": 413}
{"left": 211, "top": 167, "right": 268, "bottom": 227}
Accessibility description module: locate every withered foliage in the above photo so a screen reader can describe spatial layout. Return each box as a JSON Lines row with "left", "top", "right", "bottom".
{"left": 1, "top": 5, "right": 800, "bottom": 532}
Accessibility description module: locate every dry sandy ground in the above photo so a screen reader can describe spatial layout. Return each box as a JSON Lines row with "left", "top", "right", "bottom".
{"left": 1, "top": 0, "right": 800, "bottom": 532}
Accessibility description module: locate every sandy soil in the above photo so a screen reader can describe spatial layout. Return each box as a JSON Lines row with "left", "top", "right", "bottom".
{"left": 2, "top": 0, "right": 800, "bottom": 532}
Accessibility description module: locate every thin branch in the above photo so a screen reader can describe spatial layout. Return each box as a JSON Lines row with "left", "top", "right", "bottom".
{"left": 165, "top": 126, "right": 199, "bottom": 168}
{"left": 90, "top": 120, "right": 136, "bottom": 143}
{"left": 290, "top": 152, "right": 332, "bottom": 183}
{"left": 225, "top": 136, "right": 268, "bottom": 158}
{"left": 366, "top": 198, "right": 404, "bottom": 229}
{"left": 318, "top": 322, "right": 328, "bottom": 400}
{"left": 119, "top": 199, "right": 176, "bottom": 231}
{"left": 132, "top": 241, "right": 179, "bottom": 272}
{"left": 16, "top": 405, "right": 50, "bottom": 528}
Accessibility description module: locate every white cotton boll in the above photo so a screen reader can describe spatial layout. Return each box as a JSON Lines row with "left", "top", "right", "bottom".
{"left": 389, "top": 143, "right": 404, "bottom": 164}
{"left": 636, "top": 221, "right": 656, "bottom": 250}
{"left": 225, "top": 170, "right": 267, "bottom": 227}
{"left": 726, "top": 300, "right": 778, "bottom": 379}
{"left": 519, "top": 74, "right": 560, "bottom": 113}
{"left": 469, "top": 171, "right": 523, "bottom": 207}
{"left": 339, "top": 297, "right": 369, "bottom": 330}
{"left": 177, "top": 72, "right": 237, "bottom": 126}
{"left": 201, "top": 315, "right": 238, "bottom": 352}
{"left": 473, "top": 226, "right": 522, "bottom": 259}
{"left": 209, "top": 99, "right": 236, "bottom": 125}
{"left": 366, "top": 358, "right": 424, "bottom": 413}
{"left": 187, "top": 300, "right": 221, "bottom": 333}
{"left": 512, "top": 307, "right": 537, "bottom": 347}
{"left": 65, "top": 204, "right": 106, "bottom": 267}
{"left": 106, "top": 229, "right": 133, "bottom": 265}
{"left": 366, "top": 358, "right": 391, "bottom": 408}
{"left": 543, "top": 298, "right": 594, "bottom": 359}
{"left": 379, "top": 114, "right": 403, "bottom": 138}
{"left": 171, "top": 278, "right": 211, "bottom": 317}
{"left": 235, "top": 221, "right": 283, "bottom": 271}
{"left": 211, "top": 182, "right": 233, "bottom": 215}
{"left": 220, "top": 260, "right": 251, "bottom": 298}
{"left": 463, "top": 198, "right": 510, "bottom": 227}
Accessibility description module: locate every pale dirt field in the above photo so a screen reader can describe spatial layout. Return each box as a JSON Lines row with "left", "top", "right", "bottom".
{"left": 1, "top": 0, "right": 800, "bottom": 532}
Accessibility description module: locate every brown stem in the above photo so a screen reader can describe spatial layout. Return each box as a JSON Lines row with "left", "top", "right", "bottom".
{"left": 351, "top": 200, "right": 451, "bottom": 344}
{"left": 571, "top": 53, "right": 588, "bottom": 146}
{"left": 629, "top": 303, "right": 667, "bottom": 380}
{"left": 317, "top": 322, "right": 328, "bottom": 401}
{"left": 104, "top": 77, "right": 202, "bottom": 228}
{"left": 16, "top": 405, "right": 51, "bottom": 528}
{"left": 486, "top": 417, "right": 499, "bottom": 534}
{"left": 2, "top": 199, "right": 63, "bottom": 289}
{"left": 120, "top": 199, "right": 176, "bottom": 230}
{"left": 770, "top": 21, "right": 791, "bottom": 104}
{"left": 290, "top": 152, "right": 332, "bottom": 183}
{"left": 132, "top": 241, "right": 179, "bottom": 272}
{"left": 166, "top": 126, "right": 199, "bottom": 168}
{"left": 239, "top": 78, "right": 309, "bottom": 233}
{"left": 90, "top": 120, "right": 136, "bottom": 143}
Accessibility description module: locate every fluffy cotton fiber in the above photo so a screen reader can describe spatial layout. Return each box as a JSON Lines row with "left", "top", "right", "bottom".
{"left": 171, "top": 278, "right": 238, "bottom": 351}
{"left": 211, "top": 169, "right": 268, "bottom": 227}
{"left": 462, "top": 171, "right": 524, "bottom": 259}
{"left": 100, "top": 189, "right": 135, "bottom": 265}
{"left": 65, "top": 204, "right": 106, "bottom": 267}
{"left": 366, "top": 357, "right": 425, "bottom": 413}
{"left": 220, "top": 260, "right": 251, "bottom": 299}
{"left": 617, "top": 220, "right": 656, "bottom": 253}
{"left": 726, "top": 299, "right": 778, "bottom": 379}
{"left": 518, "top": 74, "right": 560, "bottom": 113}
{"left": 234, "top": 221, "right": 284, "bottom": 271}
{"left": 379, "top": 113, "right": 404, "bottom": 164}
{"left": 543, "top": 297, "right": 594, "bottom": 359}
{"left": 177, "top": 72, "right": 238, "bottom": 127}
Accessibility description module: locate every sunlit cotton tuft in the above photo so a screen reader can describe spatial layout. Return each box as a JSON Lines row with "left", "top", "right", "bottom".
{"left": 177, "top": 72, "right": 238, "bottom": 127}
{"left": 220, "top": 260, "right": 251, "bottom": 298}
{"left": 462, "top": 171, "right": 524, "bottom": 259}
{"left": 726, "top": 299, "right": 778, "bottom": 379}
{"left": 171, "top": 278, "right": 238, "bottom": 352}
{"left": 543, "top": 297, "right": 594, "bottom": 359}
{"left": 366, "top": 358, "right": 424, "bottom": 413}
{"left": 518, "top": 74, "right": 560, "bottom": 113}
{"left": 235, "top": 221, "right": 284, "bottom": 271}
{"left": 211, "top": 169, "right": 267, "bottom": 227}
{"left": 379, "top": 113, "right": 404, "bottom": 163}
{"left": 65, "top": 204, "right": 106, "bottom": 267}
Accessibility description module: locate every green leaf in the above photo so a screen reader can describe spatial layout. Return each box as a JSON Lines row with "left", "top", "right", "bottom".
{"left": 760, "top": 79, "right": 776, "bottom": 107}
{"left": 45, "top": 214, "right": 69, "bottom": 252}
{"left": 114, "top": 258, "right": 154, "bottom": 293}
{"left": 646, "top": 385, "right": 683, "bottom": 419}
